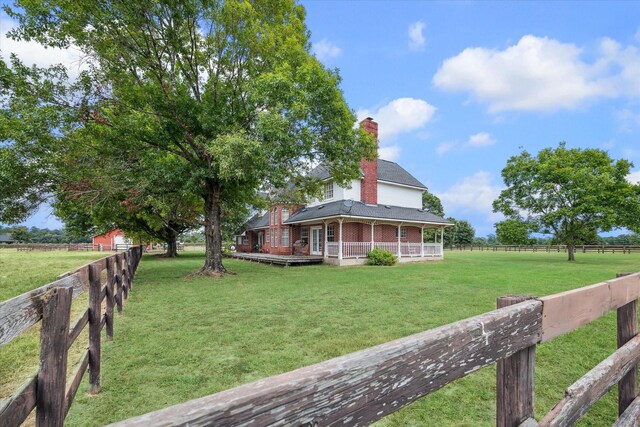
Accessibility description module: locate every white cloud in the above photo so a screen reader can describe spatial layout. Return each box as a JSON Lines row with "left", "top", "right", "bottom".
{"left": 627, "top": 171, "right": 640, "bottom": 184}
{"left": 312, "top": 38, "right": 342, "bottom": 61}
{"left": 436, "top": 171, "right": 504, "bottom": 220}
{"left": 433, "top": 35, "right": 627, "bottom": 113}
{"left": 357, "top": 97, "right": 436, "bottom": 141}
{"left": 408, "top": 21, "right": 426, "bottom": 51}
{"left": 0, "top": 17, "right": 87, "bottom": 80}
{"left": 378, "top": 145, "right": 400, "bottom": 162}
{"left": 436, "top": 141, "right": 456, "bottom": 156}
{"left": 466, "top": 132, "right": 496, "bottom": 148}
{"left": 615, "top": 109, "right": 640, "bottom": 133}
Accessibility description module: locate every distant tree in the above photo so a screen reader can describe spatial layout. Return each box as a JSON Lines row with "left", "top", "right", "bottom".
{"left": 454, "top": 220, "right": 475, "bottom": 245}
{"left": 495, "top": 219, "right": 533, "bottom": 245}
{"left": 422, "top": 191, "right": 445, "bottom": 217}
{"left": 10, "top": 226, "right": 31, "bottom": 242}
{"left": 473, "top": 237, "right": 488, "bottom": 245}
{"left": 443, "top": 217, "right": 457, "bottom": 246}
{"left": 486, "top": 234, "right": 498, "bottom": 245}
{"left": 493, "top": 143, "right": 640, "bottom": 261}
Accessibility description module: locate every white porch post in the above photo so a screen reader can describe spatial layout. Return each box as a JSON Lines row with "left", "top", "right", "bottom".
{"left": 420, "top": 226, "right": 425, "bottom": 257}
{"left": 323, "top": 221, "right": 328, "bottom": 259}
{"left": 370, "top": 221, "right": 375, "bottom": 251}
{"left": 397, "top": 223, "right": 402, "bottom": 257}
{"left": 440, "top": 227, "right": 445, "bottom": 258}
{"left": 338, "top": 219, "right": 343, "bottom": 261}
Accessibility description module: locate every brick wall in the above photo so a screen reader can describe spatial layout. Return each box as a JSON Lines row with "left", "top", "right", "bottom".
{"left": 360, "top": 118, "right": 378, "bottom": 205}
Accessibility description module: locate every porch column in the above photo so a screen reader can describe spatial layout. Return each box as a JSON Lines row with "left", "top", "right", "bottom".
{"left": 323, "top": 221, "right": 328, "bottom": 259}
{"left": 370, "top": 221, "right": 375, "bottom": 251}
{"left": 421, "top": 226, "right": 425, "bottom": 257}
{"left": 338, "top": 219, "right": 343, "bottom": 261}
{"left": 397, "top": 223, "right": 402, "bottom": 257}
{"left": 440, "top": 227, "right": 445, "bottom": 258}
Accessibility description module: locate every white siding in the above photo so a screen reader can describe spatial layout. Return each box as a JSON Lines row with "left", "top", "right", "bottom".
{"left": 308, "top": 179, "right": 361, "bottom": 206}
{"left": 377, "top": 182, "right": 423, "bottom": 208}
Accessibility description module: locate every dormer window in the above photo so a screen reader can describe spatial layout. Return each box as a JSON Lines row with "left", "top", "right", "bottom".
{"left": 324, "top": 181, "right": 334, "bottom": 200}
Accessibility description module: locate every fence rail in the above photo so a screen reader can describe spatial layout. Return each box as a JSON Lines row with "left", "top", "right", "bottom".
{"left": 449, "top": 244, "right": 640, "bottom": 253}
{"left": 0, "top": 246, "right": 143, "bottom": 427}
{"left": 109, "top": 272, "right": 640, "bottom": 427}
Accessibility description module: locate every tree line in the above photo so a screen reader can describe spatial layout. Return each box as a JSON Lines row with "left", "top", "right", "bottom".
{"left": 0, "top": 226, "right": 91, "bottom": 244}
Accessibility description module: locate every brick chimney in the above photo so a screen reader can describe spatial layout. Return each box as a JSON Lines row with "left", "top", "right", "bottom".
{"left": 360, "top": 117, "right": 378, "bottom": 205}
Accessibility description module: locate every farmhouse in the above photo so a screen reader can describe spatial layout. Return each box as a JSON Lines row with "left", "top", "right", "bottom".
{"left": 236, "top": 118, "right": 452, "bottom": 266}
{"left": 92, "top": 229, "right": 133, "bottom": 251}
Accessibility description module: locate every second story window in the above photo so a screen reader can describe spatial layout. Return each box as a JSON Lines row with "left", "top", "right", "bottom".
{"left": 324, "top": 181, "right": 334, "bottom": 200}
{"left": 282, "top": 207, "right": 289, "bottom": 221}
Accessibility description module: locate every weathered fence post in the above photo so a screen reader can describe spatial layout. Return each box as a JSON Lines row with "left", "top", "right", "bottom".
{"left": 36, "top": 287, "right": 72, "bottom": 427}
{"left": 88, "top": 263, "right": 102, "bottom": 394}
{"left": 115, "top": 253, "right": 123, "bottom": 313}
{"left": 497, "top": 296, "right": 537, "bottom": 427}
{"left": 616, "top": 273, "right": 638, "bottom": 416}
{"left": 105, "top": 257, "right": 115, "bottom": 340}
{"left": 122, "top": 252, "right": 129, "bottom": 301}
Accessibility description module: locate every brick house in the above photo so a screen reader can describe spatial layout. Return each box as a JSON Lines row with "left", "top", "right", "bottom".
{"left": 236, "top": 118, "right": 452, "bottom": 266}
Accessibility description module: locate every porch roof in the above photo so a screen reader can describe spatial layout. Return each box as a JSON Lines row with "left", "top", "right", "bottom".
{"left": 245, "top": 212, "right": 269, "bottom": 230}
{"left": 283, "top": 200, "right": 453, "bottom": 226}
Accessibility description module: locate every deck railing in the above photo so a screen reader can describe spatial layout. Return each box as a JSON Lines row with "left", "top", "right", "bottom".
{"left": 110, "top": 272, "right": 640, "bottom": 427}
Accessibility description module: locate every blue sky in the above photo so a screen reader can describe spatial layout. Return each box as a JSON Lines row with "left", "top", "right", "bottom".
{"left": 3, "top": 1, "right": 640, "bottom": 236}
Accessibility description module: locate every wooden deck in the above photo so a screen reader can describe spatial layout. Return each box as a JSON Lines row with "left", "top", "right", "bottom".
{"left": 230, "top": 252, "right": 324, "bottom": 267}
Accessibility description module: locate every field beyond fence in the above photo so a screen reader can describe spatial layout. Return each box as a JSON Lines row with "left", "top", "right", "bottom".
{"left": 0, "top": 247, "right": 143, "bottom": 427}
{"left": 449, "top": 244, "right": 640, "bottom": 254}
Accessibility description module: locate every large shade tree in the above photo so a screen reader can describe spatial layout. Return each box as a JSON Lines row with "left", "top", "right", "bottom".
{"left": 493, "top": 143, "right": 640, "bottom": 261}
{"left": 4, "top": 0, "right": 375, "bottom": 274}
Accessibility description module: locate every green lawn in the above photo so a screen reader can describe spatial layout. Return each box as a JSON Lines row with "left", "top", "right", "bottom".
{"left": 2, "top": 250, "right": 639, "bottom": 426}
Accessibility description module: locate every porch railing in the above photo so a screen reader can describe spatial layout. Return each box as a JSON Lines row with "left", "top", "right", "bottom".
{"left": 423, "top": 243, "right": 443, "bottom": 257}
{"left": 326, "top": 242, "right": 444, "bottom": 259}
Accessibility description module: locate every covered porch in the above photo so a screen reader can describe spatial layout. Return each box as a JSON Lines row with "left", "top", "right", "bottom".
{"left": 313, "top": 218, "right": 446, "bottom": 266}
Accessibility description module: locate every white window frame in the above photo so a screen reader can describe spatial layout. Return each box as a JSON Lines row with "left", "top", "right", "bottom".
{"left": 300, "top": 227, "right": 309, "bottom": 244}
{"left": 282, "top": 207, "right": 289, "bottom": 221}
{"left": 266, "top": 229, "right": 270, "bottom": 245}
{"left": 395, "top": 226, "right": 408, "bottom": 238}
{"left": 324, "top": 181, "right": 334, "bottom": 200}
{"left": 281, "top": 228, "right": 289, "bottom": 247}
{"left": 327, "top": 224, "right": 335, "bottom": 242}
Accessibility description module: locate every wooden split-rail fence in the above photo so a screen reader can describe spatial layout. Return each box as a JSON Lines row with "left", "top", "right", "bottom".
{"left": 0, "top": 246, "right": 143, "bottom": 427}
{"left": 107, "top": 272, "right": 640, "bottom": 427}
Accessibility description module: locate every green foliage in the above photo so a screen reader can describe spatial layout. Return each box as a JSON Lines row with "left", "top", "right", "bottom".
{"left": 422, "top": 191, "right": 444, "bottom": 217}
{"left": 493, "top": 143, "right": 640, "bottom": 260}
{"left": 366, "top": 248, "right": 397, "bottom": 266}
{"left": 9, "top": 226, "right": 30, "bottom": 242}
{"left": 3, "top": 0, "right": 376, "bottom": 272}
{"left": 454, "top": 220, "right": 475, "bottom": 245}
{"left": 495, "top": 219, "right": 534, "bottom": 245}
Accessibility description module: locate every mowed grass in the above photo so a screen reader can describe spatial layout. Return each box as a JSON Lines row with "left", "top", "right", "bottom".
{"left": 2, "top": 250, "right": 639, "bottom": 426}
{"left": 0, "top": 249, "right": 111, "bottom": 403}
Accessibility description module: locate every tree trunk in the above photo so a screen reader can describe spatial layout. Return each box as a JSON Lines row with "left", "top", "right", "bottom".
{"left": 567, "top": 244, "right": 575, "bottom": 261}
{"left": 201, "top": 178, "right": 226, "bottom": 274}
{"left": 165, "top": 224, "right": 178, "bottom": 257}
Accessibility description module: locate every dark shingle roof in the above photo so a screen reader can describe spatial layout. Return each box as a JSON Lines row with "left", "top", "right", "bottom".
{"left": 245, "top": 212, "right": 269, "bottom": 230}
{"left": 308, "top": 159, "right": 427, "bottom": 189}
{"left": 377, "top": 159, "right": 427, "bottom": 189}
{"left": 284, "top": 200, "right": 452, "bottom": 225}
{"left": 0, "top": 234, "right": 14, "bottom": 243}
